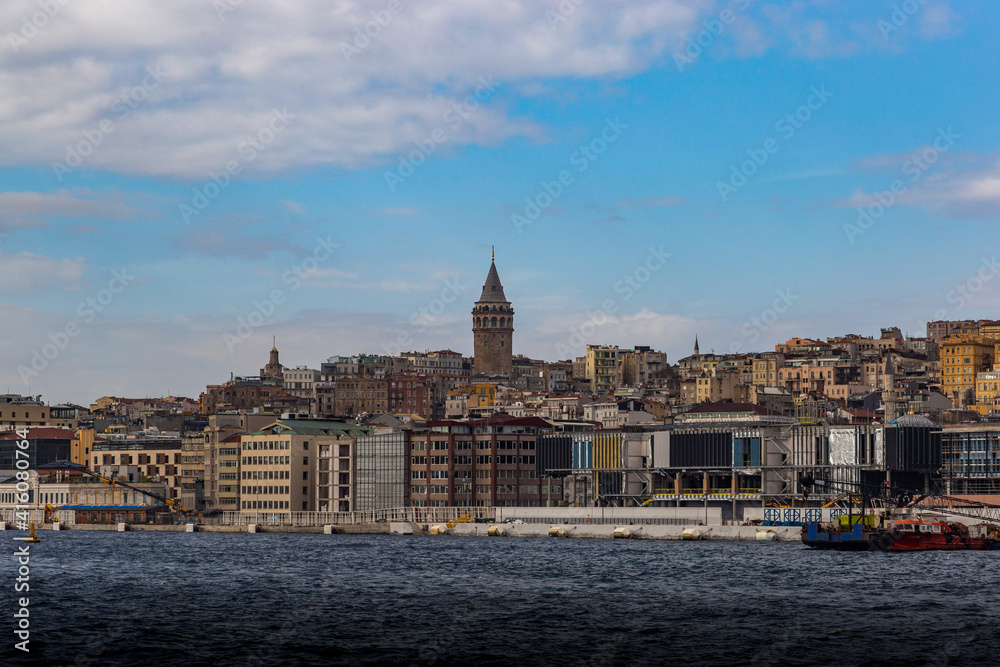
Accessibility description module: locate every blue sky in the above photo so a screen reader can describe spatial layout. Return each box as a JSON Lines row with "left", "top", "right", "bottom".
{"left": 1, "top": 0, "right": 998, "bottom": 404}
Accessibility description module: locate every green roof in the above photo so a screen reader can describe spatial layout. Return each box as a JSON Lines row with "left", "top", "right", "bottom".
{"left": 251, "top": 419, "right": 372, "bottom": 437}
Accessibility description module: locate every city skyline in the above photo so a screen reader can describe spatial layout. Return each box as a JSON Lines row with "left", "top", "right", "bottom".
{"left": 2, "top": 1, "right": 999, "bottom": 404}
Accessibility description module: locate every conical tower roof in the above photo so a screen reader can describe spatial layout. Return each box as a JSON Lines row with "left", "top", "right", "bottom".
{"left": 478, "top": 261, "right": 508, "bottom": 303}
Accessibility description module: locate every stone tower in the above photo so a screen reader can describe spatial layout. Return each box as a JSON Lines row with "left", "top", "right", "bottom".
{"left": 472, "top": 249, "right": 514, "bottom": 376}
{"left": 261, "top": 338, "right": 283, "bottom": 379}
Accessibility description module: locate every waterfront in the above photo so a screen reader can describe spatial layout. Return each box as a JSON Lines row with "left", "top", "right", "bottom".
{"left": 4, "top": 532, "right": 1000, "bottom": 666}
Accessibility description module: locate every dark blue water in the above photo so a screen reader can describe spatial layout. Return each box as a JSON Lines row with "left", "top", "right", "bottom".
{"left": 3, "top": 532, "right": 999, "bottom": 666}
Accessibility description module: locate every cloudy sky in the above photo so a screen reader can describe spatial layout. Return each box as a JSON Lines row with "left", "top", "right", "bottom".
{"left": 1, "top": 0, "right": 998, "bottom": 405}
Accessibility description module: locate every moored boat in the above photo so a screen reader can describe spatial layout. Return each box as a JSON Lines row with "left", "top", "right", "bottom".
{"left": 872, "top": 518, "right": 1000, "bottom": 552}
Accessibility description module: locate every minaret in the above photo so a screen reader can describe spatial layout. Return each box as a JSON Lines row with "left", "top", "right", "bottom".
{"left": 472, "top": 248, "right": 514, "bottom": 376}
{"left": 883, "top": 352, "right": 897, "bottom": 422}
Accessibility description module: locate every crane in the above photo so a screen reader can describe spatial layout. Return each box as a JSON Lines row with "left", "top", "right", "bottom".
{"left": 65, "top": 463, "right": 198, "bottom": 518}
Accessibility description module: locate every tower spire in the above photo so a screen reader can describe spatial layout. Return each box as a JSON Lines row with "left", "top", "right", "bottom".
{"left": 694, "top": 335, "right": 700, "bottom": 356}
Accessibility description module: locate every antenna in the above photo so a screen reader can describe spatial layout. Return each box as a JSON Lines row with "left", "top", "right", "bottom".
{"left": 492, "top": 245, "right": 494, "bottom": 262}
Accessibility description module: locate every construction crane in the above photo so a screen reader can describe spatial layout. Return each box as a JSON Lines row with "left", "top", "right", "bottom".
{"left": 67, "top": 463, "right": 198, "bottom": 518}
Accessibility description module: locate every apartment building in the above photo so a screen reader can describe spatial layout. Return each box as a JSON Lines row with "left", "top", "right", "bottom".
{"left": 585, "top": 344, "right": 625, "bottom": 394}
{"left": 940, "top": 335, "right": 994, "bottom": 408}
{"left": 408, "top": 416, "right": 557, "bottom": 507}
{"left": 388, "top": 374, "right": 433, "bottom": 417}
{"left": 333, "top": 377, "right": 389, "bottom": 418}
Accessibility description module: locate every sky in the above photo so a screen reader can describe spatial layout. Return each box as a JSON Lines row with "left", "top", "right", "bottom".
{"left": 1, "top": 0, "right": 998, "bottom": 405}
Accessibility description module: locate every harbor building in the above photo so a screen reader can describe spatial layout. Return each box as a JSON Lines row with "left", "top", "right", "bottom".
{"left": 239, "top": 419, "right": 369, "bottom": 512}
{"left": 91, "top": 438, "right": 185, "bottom": 502}
{"left": 354, "top": 431, "right": 409, "bottom": 511}
{"left": 941, "top": 425, "right": 1000, "bottom": 498}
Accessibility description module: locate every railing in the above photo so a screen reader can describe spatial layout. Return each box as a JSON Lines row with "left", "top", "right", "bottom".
{"left": 217, "top": 506, "right": 496, "bottom": 526}
{"left": 0, "top": 509, "right": 75, "bottom": 525}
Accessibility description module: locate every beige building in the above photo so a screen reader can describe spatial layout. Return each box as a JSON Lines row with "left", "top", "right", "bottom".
{"left": 619, "top": 347, "right": 667, "bottom": 387}
{"left": 315, "top": 433, "right": 359, "bottom": 512}
{"left": 240, "top": 419, "right": 370, "bottom": 512}
{"left": 0, "top": 396, "right": 81, "bottom": 431}
{"left": 585, "top": 344, "right": 625, "bottom": 394}
{"left": 752, "top": 353, "right": 784, "bottom": 388}
{"left": 91, "top": 439, "right": 185, "bottom": 502}
{"left": 695, "top": 370, "right": 751, "bottom": 404}
{"left": 0, "top": 470, "right": 169, "bottom": 513}
{"left": 284, "top": 365, "right": 320, "bottom": 413}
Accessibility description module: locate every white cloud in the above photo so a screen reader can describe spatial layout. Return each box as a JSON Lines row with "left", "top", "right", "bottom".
{"left": 840, "top": 151, "right": 1000, "bottom": 220}
{"left": 0, "top": 0, "right": 711, "bottom": 180}
{"left": 0, "top": 251, "right": 88, "bottom": 294}
{"left": 0, "top": 189, "right": 144, "bottom": 229}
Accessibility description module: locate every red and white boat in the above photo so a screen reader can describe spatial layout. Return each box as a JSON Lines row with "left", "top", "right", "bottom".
{"left": 873, "top": 518, "right": 1000, "bottom": 552}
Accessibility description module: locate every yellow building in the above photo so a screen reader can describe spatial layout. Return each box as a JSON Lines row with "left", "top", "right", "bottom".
{"left": 974, "top": 370, "right": 1000, "bottom": 415}
{"left": 940, "top": 335, "right": 994, "bottom": 408}
{"left": 980, "top": 321, "right": 1000, "bottom": 340}
{"left": 71, "top": 429, "right": 96, "bottom": 466}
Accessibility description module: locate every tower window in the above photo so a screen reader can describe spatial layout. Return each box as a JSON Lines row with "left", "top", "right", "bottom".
{"left": 500, "top": 341, "right": 504, "bottom": 347}
{"left": 491, "top": 317, "right": 497, "bottom": 327}
{"left": 499, "top": 317, "right": 505, "bottom": 327}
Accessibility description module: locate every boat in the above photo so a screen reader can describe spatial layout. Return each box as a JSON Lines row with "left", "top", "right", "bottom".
{"left": 872, "top": 518, "right": 1000, "bottom": 552}
{"left": 801, "top": 515, "right": 1000, "bottom": 551}
{"left": 800, "top": 517, "right": 877, "bottom": 551}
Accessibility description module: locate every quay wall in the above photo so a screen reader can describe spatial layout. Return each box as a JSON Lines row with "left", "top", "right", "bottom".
{"left": 21, "top": 521, "right": 800, "bottom": 540}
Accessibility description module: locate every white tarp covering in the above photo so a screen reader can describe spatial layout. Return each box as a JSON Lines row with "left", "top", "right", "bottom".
{"left": 829, "top": 429, "right": 856, "bottom": 467}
